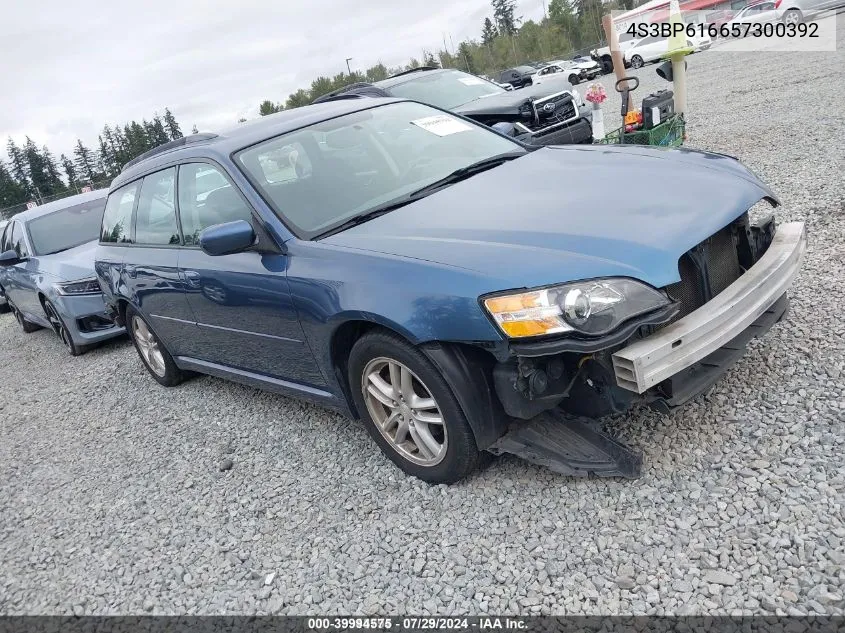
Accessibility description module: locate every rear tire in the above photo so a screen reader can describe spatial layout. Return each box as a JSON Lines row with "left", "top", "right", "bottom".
{"left": 568, "top": 74, "right": 580, "bottom": 86}
{"left": 125, "top": 305, "right": 185, "bottom": 387}
{"left": 348, "top": 330, "right": 481, "bottom": 484}
{"left": 631, "top": 55, "right": 644, "bottom": 69}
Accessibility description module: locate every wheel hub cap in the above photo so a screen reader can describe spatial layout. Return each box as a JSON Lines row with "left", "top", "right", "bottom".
{"left": 362, "top": 357, "right": 447, "bottom": 467}
{"left": 132, "top": 317, "right": 166, "bottom": 377}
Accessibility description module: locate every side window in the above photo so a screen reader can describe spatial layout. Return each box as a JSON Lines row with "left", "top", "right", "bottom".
{"left": 135, "top": 168, "right": 180, "bottom": 246}
{"left": 101, "top": 182, "right": 139, "bottom": 243}
{"left": 11, "top": 222, "right": 29, "bottom": 258}
{"left": 177, "top": 163, "right": 254, "bottom": 246}
{"left": 0, "top": 224, "right": 11, "bottom": 252}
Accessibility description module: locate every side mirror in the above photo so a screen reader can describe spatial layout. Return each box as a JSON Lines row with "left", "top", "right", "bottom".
{"left": 0, "top": 250, "right": 20, "bottom": 266}
{"left": 198, "top": 220, "right": 256, "bottom": 256}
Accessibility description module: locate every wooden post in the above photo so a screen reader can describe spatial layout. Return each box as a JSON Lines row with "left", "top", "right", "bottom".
{"left": 601, "top": 14, "right": 630, "bottom": 112}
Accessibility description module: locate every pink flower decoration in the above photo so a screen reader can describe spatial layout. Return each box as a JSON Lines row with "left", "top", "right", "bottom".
{"left": 585, "top": 83, "right": 607, "bottom": 105}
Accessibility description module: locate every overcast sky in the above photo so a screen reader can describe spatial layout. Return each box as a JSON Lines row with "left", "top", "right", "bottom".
{"left": 1, "top": 0, "right": 546, "bottom": 163}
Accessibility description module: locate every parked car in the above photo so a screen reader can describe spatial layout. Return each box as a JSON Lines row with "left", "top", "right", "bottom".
{"left": 313, "top": 67, "right": 593, "bottom": 146}
{"left": 624, "top": 33, "right": 710, "bottom": 68}
{"left": 96, "top": 98, "right": 805, "bottom": 484}
{"left": 777, "top": 0, "right": 845, "bottom": 24}
{"left": 0, "top": 219, "right": 8, "bottom": 311}
{"left": 533, "top": 61, "right": 587, "bottom": 86}
{"left": 498, "top": 65, "right": 538, "bottom": 89}
{"left": 0, "top": 190, "right": 125, "bottom": 355}
{"left": 726, "top": 1, "right": 782, "bottom": 27}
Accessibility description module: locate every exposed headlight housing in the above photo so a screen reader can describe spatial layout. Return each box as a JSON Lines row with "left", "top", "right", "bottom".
{"left": 55, "top": 278, "right": 102, "bottom": 296}
{"left": 483, "top": 278, "right": 671, "bottom": 338}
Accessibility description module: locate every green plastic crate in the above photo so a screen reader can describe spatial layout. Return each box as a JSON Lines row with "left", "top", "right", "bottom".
{"left": 598, "top": 114, "right": 685, "bottom": 147}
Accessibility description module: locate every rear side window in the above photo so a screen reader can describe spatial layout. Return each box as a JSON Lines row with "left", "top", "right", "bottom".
{"left": 135, "top": 168, "right": 180, "bottom": 246}
{"left": 177, "top": 163, "right": 253, "bottom": 246}
{"left": 101, "top": 183, "right": 139, "bottom": 243}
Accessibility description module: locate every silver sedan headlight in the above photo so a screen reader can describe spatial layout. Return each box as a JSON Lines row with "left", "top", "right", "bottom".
{"left": 483, "top": 278, "right": 670, "bottom": 338}
{"left": 54, "top": 277, "right": 102, "bottom": 296}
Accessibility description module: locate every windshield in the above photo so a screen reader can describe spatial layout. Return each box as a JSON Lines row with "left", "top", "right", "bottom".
{"left": 384, "top": 70, "right": 505, "bottom": 110}
{"left": 27, "top": 198, "right": 107, "bottom": 256}
{"left": 235, "top": 101, "right": 523, "bottom": 239}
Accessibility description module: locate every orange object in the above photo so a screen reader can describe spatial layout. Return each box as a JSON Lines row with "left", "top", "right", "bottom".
{"left": 624, "top": 110, "right": 643, "bottom": 132}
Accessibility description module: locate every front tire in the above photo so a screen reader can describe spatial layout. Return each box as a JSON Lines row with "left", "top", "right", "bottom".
{"left": 9, "top": 300, "right": 41, "bottom": 333}
{"left": 126, "top": 305, "right": 185, "bottom": 387}
{"left": 348, "top": 331, "right": 481, "bottom": 484}
{"left": 568, "top": 74, "right": 580, "bottom": 86}
{"left": 43, "top": 299, "right": 85, "bottom": 356}
{"left": 630, "top": 55, "right": 644, "bottom": 69}
{"left": 782, "top": 8, "right": 803, "bottom": 23}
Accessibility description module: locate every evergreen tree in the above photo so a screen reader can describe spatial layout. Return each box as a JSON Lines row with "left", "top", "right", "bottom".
{"left": 150, "top": 116, "right": 170, "bottom": 145}
{"left": 259, "top": 100, "right": 282, "bottom": 116}
{"left": 163, "top": 107, "right": 182, "bottom": 140}
{"left": 73, "top": 140, "right": 99, "bottom": 184}
{"left": 23, "top": 137, "right": 53, "bottom": 198}
{"left": 422, "top": 50, "right": 439, "bottom": 67}
{"left": 98, "top": 135, "right": 117, "bottom": 177}
{"left": 60, "top": 154, "right": 78, "bottom": 189}
{"left": 481, "top": 17, "right": 498, "bottom": 44}
{"left": 6, "top": 138, "right": 30, "bottom": 193}
{"left": 492, "top": 0, "right": 520, "bottom": 36}
{"left": 41, "top": 146, "right": 66, "bottom": 192}
{"left": 0, "top": 160, "right": 27, "bottom": 208}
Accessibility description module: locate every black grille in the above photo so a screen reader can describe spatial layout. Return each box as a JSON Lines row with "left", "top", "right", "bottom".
{"left": 665, "top": 224, "right": 742, "bottom": 319}
{"left": 521, "top": 94, "right": 577, "bottom": 135}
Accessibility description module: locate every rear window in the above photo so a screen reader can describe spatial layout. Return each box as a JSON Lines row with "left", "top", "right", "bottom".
{"left": 101, "top": 183, "right": 139, "bottom": 244}
{"left": 27, "top": 198, "right": 107, "bottom": 256}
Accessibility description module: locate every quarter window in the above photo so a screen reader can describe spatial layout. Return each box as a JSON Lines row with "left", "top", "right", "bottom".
{"left": 177, "top": 163, "right": 254, "bottom": 246}
{"left": 135, "top": 168, "right": 180, "bottom": 246}
{"left": 101, "top": 182, "right": 139, "bottom": 243}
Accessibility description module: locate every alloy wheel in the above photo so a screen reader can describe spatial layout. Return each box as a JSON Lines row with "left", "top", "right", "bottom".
{"left": 132, "top": 316, "right": 166, "bottom": 377}
{"left": 783, "top": 10, "right": 801, "bottom": 24}
{"left": 631, "top": 55, "right": 643, "bottom": 69}
{"left": 43, "top": 301, "right": 73, "bottom": 352}
{"left": 361, "top": 357, "right": 448, "bottom": 466}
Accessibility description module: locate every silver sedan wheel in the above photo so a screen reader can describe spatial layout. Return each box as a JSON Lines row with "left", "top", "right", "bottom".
{"left": 362, "top": 357, "right": 447, "bottom": 467}
{"left": 132, "top": 316, "right": 166, "bottom": 377}
{"left": 783, "top": 10, "right": 801, "bottom": 24}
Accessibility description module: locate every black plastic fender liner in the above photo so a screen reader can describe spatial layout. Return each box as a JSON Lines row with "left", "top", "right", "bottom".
{"left": 489, "top": 411, "right": 642, "bottom": 478}
{"left": 421, "top": 342, "right": 510, "bottom": 451}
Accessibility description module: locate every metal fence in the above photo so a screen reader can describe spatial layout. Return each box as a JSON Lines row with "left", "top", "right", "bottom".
{"left": 0, "top": 179, "right": 112, "bottom": 220}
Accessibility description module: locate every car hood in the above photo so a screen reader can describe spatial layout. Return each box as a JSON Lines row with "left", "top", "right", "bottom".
{"left": 454, "top": 77, "right": 576, "bottom": 118}
{"left": 324, "top": 145, "right": 778, "bottom": 290}
{"left": 35, "top": 239, "right": 99, "bottom": 282}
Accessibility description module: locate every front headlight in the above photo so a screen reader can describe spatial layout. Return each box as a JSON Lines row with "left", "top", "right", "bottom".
{"left": 55, "top": 278, "right": 102, "bottom": 296}
{"left": 483, "top": 278, "right": 670, "bottom": 338}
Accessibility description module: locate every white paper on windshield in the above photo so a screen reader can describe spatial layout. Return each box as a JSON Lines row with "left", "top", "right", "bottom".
{"left": 410, "top": 115, "right": 472, "bottom": 136}
{"left": 458, "top": 76, "right": 486, "bottom": 86}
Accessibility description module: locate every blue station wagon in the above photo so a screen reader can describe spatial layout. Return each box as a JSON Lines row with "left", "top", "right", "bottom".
{"left": 95, "top": 98, "right": 806, "bottom": 483}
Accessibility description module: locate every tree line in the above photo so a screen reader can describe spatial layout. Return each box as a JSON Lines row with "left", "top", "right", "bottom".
{"left": 1, "top": 108, "right": 189, "bottom": 210}
{"left": 257, "top": 0, "right": 632, "bottom": 114}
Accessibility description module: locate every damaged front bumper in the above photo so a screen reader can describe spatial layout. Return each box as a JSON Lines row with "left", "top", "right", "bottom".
{"left": 611, "top": 221, "right": 806, "bottom": 394}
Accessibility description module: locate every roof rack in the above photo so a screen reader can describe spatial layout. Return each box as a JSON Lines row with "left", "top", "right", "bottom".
{"left": 121, "top": 133, "right": 219, "bottom": 172}
{"left": 387, "top": 65, "right": 440, "bottom": 79}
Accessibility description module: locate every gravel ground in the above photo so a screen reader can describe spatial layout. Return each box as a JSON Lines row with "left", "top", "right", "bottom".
{"left": 1, "top": 22, "right": 844, "bottom": 617}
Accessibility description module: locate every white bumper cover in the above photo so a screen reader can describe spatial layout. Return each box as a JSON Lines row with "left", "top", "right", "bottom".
{"left": 612, "top": 222, "right": 807, "bottom": 394}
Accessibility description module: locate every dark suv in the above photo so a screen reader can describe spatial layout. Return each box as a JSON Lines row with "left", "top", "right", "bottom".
{"left": 315, "top": 67, "right": 593, "bottom": 146}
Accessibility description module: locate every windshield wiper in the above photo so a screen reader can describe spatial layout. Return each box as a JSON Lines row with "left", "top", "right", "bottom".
{"left": 315, "top": 198, "right": 418, "bottom": 239}
{"left": 405, "top": 151, "right": 525, "bottom": 200}
{"left": 315, "top": 151, "right": 525, "bottom": 240}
